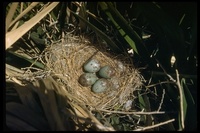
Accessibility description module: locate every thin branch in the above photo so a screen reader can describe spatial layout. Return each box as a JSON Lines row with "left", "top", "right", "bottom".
{"left": 96, "top": 109, "right": 165, "bottom": 115}
{"left": 175, "top": 69, "right": 184, "bottom": 129}
{"left": 146, "top": 81, "right": 174, "bottom": 88}
{"left": 154, "top": 58, "right": 185, "bottom": 129}
{"left": 157, "top": 89, "right": 165, "bottom": 112}
{"left": 148, "top": 71, "right": 197, "bottom": 79}
{"left": 134, "top": 118, "right": 175, "bottom": 131}
{"left": 155, "top": 59, "right": 176, "bottom": 82}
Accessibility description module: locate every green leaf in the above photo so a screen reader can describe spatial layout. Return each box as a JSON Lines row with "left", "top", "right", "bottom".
{"left": 30, "top": 31, "right": 45, "bottom": 45}
{"left": 180, "top": 78, "right": 197, "bottom": 130}
{"left": 70, "top": 10, "right": 122, "bottom": 53}
{"left": 99, "top": 2, "right": 145, "bottom": 54}
{"left": 138, "top": 92, "right": 152, "bottom": 125}
{"left": 138, "top": 93, "right": 146, "bottom": 110}
{"left": 37, "top": 26, "right": 44, "bottom": 36}
{"left": 58, "top": 2, "right": 67, "bottom": 30}
{"left": 177, "top": 78, "right": 187, "bottom": 130}
{"left": 98, "top": 2, "right": 139, "bottom": 54}
{"left": 7, "top": 50, "right": 45, "bottom": 69}
{"left": 181, "top": 78, "right": 195, "bottom": 105}
{"left": 111, "top": 115, "right": 119, "bottom": 125}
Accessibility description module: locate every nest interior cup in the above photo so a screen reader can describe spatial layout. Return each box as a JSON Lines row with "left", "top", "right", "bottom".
{"left": 44, "top": 36, "right": 143, "bottom": 110}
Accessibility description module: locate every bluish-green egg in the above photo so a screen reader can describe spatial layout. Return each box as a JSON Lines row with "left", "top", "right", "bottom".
{"left": 92, "top": 78, "right": 110, "bottom": 93}
{"left": 79, "top": 73, "right": 98, "bottom": 87}
{"left": 83, "top": 59, "right": 101, "bottom": 73}
{"left": 98, "top": 65, "right": 115, "bottom": 79}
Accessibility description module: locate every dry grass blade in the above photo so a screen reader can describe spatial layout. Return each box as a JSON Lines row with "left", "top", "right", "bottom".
{"left": 6, "top": 2, "right": 59, "bottom": 50}
{"left": 175, "top": 69, "right": 185, "bottom": 129}
{"left": 70, "top": 102, "right": 115, "bottom": 131}
{"left": 6, "top": 2, "right": 19, "bottom": 32}
{"left": 40, "top": 77, "right": 93, "bottom": 130}
{"left": 134, "top": 119, "right": 175, "bottom": 131}
{"left": 7, "top": 81, "right": 44, "bottom": 114}
{"left": 8, "top": 2, "right": 40, "bottom": 30}
{"left": 45, "top": 77, "right": 109, "bottom": 131}
{"left": 6, "top": 102, "right": 50, "bottom": 131}
{"left": 31, "top": 76, "right": 115, "bottom": 131}
{"left": 6, "top": 64, "right": 25, "bottom": 76}
{"left": 84, "top": 107, "right": 115, "bottom": 131}
{"left": 32, "top": 77, "right": 66, "bottom": 131}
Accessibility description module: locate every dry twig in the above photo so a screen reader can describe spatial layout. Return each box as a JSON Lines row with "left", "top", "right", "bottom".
{"left": 175, "top": 69, "right": 184, "bottom": 129}
{"left": 134, "top": 118, "right": 175, "bottom": 131}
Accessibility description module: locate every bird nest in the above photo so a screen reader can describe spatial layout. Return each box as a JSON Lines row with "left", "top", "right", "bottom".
{"left": 42, "top": 35, "right": 143, "bottom": 111}
{"left": 6, "top": 34, "right": 145, "bottom": 131}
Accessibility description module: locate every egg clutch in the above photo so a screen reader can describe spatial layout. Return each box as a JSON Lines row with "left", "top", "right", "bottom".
{"left": 79, "top": 58, "right": 116, "bottom": 93}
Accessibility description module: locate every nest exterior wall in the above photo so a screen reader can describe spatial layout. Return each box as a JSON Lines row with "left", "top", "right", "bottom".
{"left": 43, "top": 36, "right": 143, "bottom": 110}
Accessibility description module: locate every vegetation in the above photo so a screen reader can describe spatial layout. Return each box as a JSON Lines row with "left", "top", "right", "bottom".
{"left": 5, "top": 2, "right": 197, "bottom": 131}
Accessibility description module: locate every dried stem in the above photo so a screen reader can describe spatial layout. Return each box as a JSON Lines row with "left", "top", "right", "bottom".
{"left": 154, "top": 58, "right": 185, "bottom": 130}
{"left": 175, "top": 69, "right": 184, "bottom": 129}
{"left": 146, "top": 81, "right": 174, "bottom": 88}
{"left": 157, "top": 88, "right": 165, "bottom": 111}
{"left": 134, "top": 118, "right": 175, "bottom": 131}
{"left": 96, "top": 109, "right": 165, "bottom": 115}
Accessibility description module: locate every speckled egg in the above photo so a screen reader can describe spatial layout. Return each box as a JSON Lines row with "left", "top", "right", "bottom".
{"left": 110, "top": 77, "right": 120, "bottom": 90}
{"left": 98, "top": 65, "right": 115, "bottom": 79}
{"left": 83, "top": 58, "right": 101, "bottom": 73}
{"left": 79, "top": 73, "right": 98, "bottom": 87}
{"left": 116, "top": 61, "right": 126, "bottom": 73}
{"left": 92, "top": 78, "right": 110, "bottom": 93}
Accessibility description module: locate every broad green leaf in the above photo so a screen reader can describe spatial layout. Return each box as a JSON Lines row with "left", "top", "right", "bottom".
{"left": 106, "top": 2, "right": 143, "bottom": 45}
{"left": 70, "top": 10, "right": 122, "bottom": 53}
{"left": 181, "top": 78, "right": 195, "bottom": 104}
{"left": 180, "top": 78, "right": 197, "bottom": 130}
{"left": 138, "top": 93, "right": 146, "bottom": 110}
{"left": 138, "top": 93, "right": 152, "bottom": 125}
{"left": 57, "top": 2, "right": 67, "bottom": 31}
{"left": 98, "top": 2, "right": 139, "bottom": 54}
{"left": 7, "top": 50, "right": 45, "bottom": 69}
{"left": 177, "top": 78, "right": 187, "bottom": 130}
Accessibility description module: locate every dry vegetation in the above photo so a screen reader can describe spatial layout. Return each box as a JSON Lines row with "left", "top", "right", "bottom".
{"left": 5, "top": 2, "right": 197, "bottom": 131}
